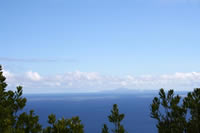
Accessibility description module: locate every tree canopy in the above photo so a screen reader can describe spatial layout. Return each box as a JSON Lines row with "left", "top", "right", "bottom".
{"left": 102, "top": 104, "right": 126, "bottom": 133}
{"left": 151, "top": 88, "right": 200, "bottom": 133}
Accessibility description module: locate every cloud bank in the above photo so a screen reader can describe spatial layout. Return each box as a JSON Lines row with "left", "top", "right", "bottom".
{"left": 3, "top": 70, "right": 200, "bottom": 93}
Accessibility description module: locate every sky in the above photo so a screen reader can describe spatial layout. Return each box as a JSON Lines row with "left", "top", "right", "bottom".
{"left": 1, "top": 0, "right": 200, "bottom": 93}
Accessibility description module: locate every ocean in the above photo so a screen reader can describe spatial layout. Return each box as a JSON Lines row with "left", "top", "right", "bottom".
{"left": 23, "top": 92, "right": 158, "bottom": 133}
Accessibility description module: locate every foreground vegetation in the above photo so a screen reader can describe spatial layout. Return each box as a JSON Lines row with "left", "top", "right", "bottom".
{"left": 0, "top": 65, "right": 200, "bottom": 133}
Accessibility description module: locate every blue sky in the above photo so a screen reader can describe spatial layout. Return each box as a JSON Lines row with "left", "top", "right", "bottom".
{"left": 1, "top": 0, "right": 200, "bottom": 93}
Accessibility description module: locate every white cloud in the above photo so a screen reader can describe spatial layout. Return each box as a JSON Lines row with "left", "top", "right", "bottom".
{"left": 3, "top": 70, "right": 14, "bottom": 78}
{"left": 26, "top": 71, "right": 42, "bottom": 81}
{"left": 3, "top": 70, "right": 200, "bottom": 93}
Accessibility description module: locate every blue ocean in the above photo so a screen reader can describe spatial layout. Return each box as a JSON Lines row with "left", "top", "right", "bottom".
{"left": 23, "top": 92, "right": 158, "bottom": 133}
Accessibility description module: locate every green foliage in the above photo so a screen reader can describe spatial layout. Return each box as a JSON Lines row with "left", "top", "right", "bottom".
{"left": 0, "top": 65, "right": 27, "bottom": 132}
{"left": 151, "top": 88, "right": 200, "bottom": 133}
{"left": 43, "top": 114, "right": 84, "bottom": 133}
{"left": 16, "top": 110, "right": 42, "bottom": 133}
{"left": 183, "top": 88, "right": 200, "bottom": 133}
{"left": 102, "top": 104, "right": 126, "bottom": 133}
{"left": 102, "top": 124, "right": 109, "bottom": 133}
{"left": 0, "top": 65, "right": 42, "bottom": 133}
{"left": 150, "top": 88, "right": 187, "bottom": 133}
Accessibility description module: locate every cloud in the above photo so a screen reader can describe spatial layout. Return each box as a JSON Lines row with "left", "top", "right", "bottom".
{"left": 26, "top": 71, "right": 42, "bottom": 81}
{"left": 3, "top": 70, "right": 14, "bottom": 78}
{"left": 3, "top": 70, "right": 200, "bottom": 93}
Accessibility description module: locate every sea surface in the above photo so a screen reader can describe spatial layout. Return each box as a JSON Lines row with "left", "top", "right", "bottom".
{"left": 23, "top": 92, "right": 158, "bottom": 133}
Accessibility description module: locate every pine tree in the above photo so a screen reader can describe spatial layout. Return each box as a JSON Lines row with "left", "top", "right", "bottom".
{"left": 43, "top": 114, "right": 84, "bottom": 133}
{"left": 183, "top": 88, "right": 200, "bottom": 133}
{"left": 0, "top": 65, "right": 42, "bottom": 133}
{"left": 102, "top": 104, "right": 126, "bottom": 133}
{"left": 102, "top": 124, "right": 109, "bottom": 133}
{"left": 0, "top": 65, "right": 26, "bottom": 132}
{"left": 150, "top": 88, "right": 187, "bottom": 133}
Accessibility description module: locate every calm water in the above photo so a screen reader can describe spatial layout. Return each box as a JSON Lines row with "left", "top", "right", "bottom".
{"left": 23, "top": 93, "right": 158, "bottom": 133}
